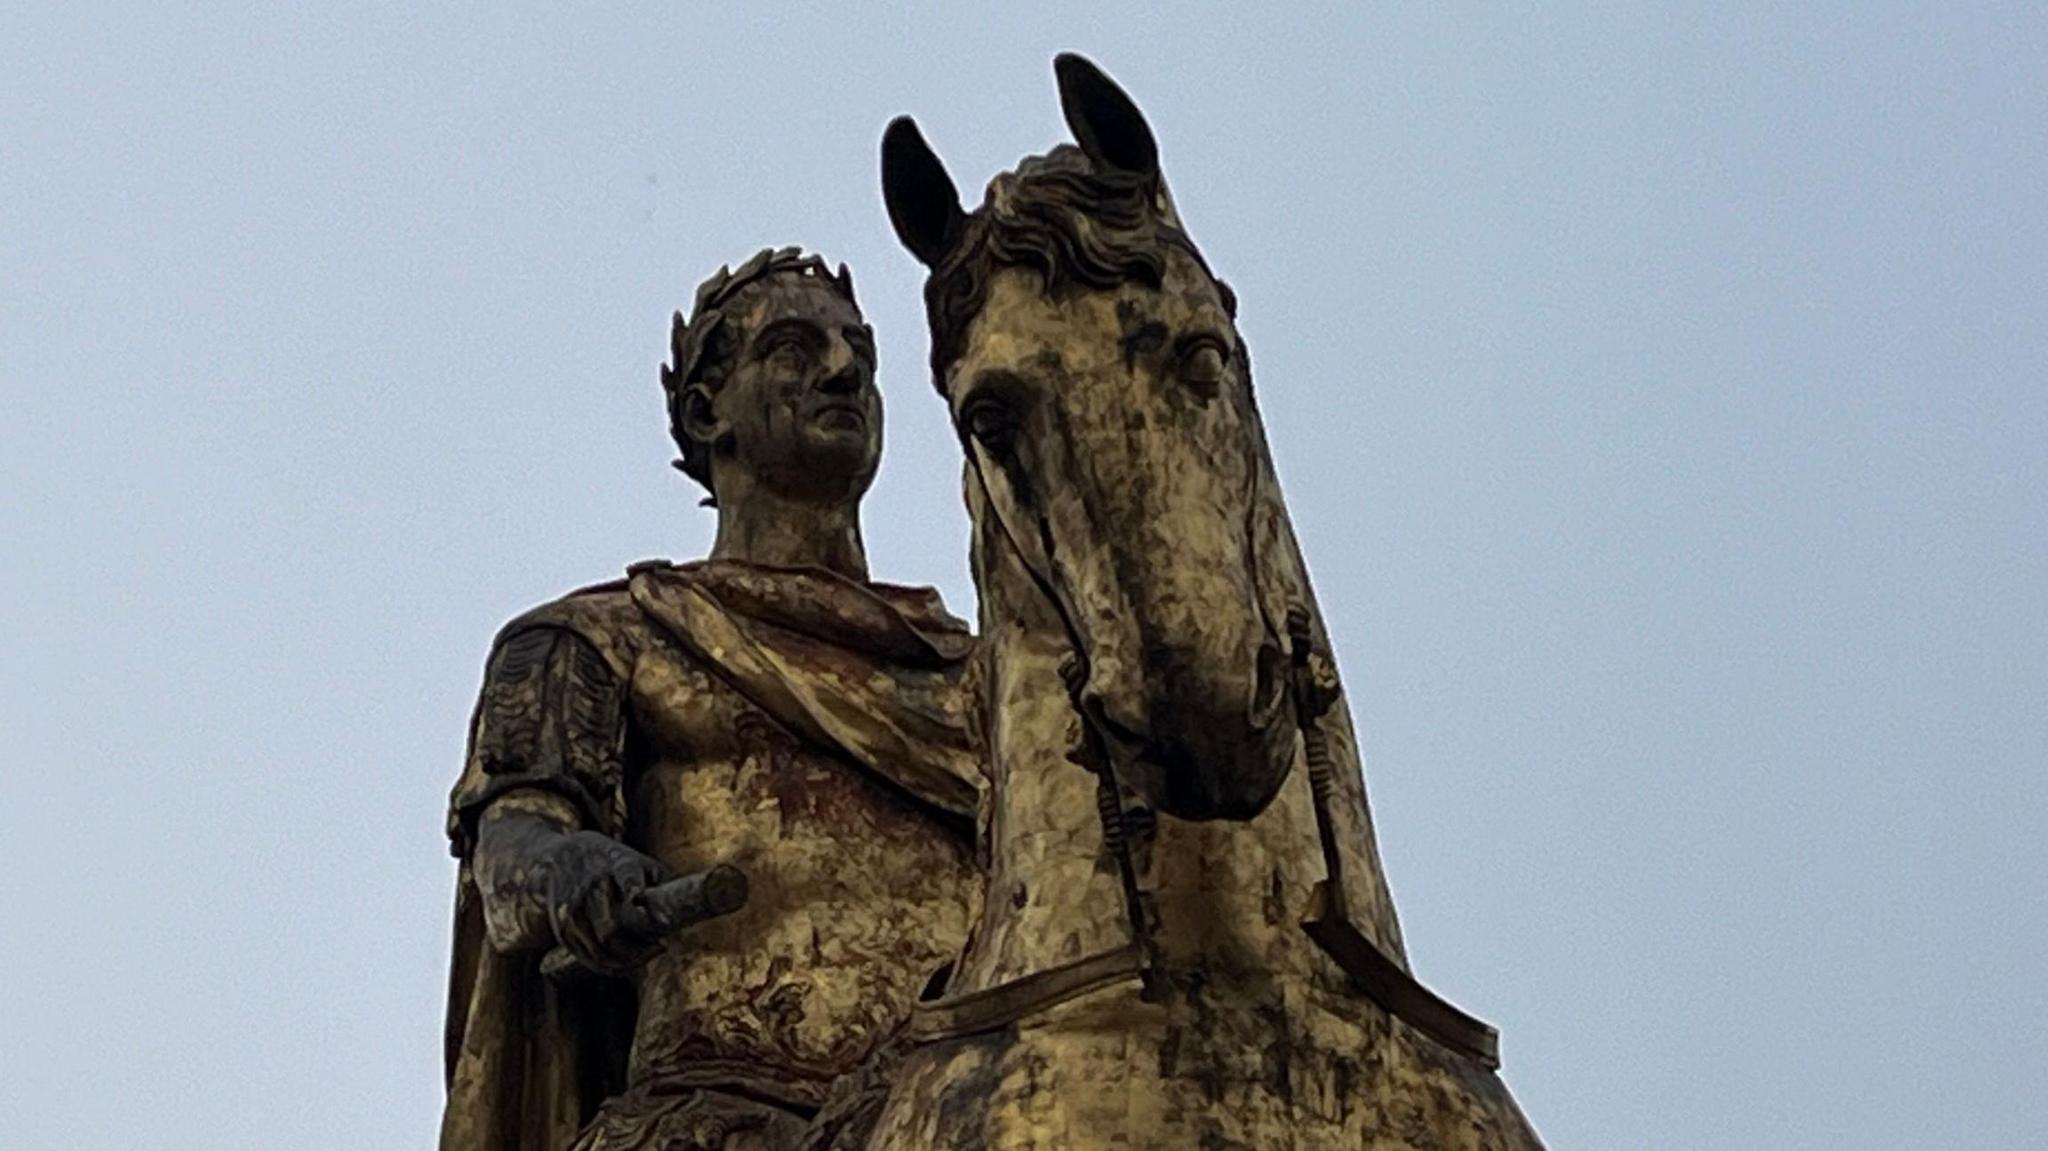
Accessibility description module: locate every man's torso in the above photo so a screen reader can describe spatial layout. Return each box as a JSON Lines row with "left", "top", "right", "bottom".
{"left": 529, "top": 574, "right": 978, "bottom": 1110}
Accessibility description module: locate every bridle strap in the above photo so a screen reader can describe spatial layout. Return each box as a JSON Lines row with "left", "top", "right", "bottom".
{"left": 967, "top": 445, "right": 1505, "bottom": 1067}
{"left": 1060, "top": 652, "right": 1163, "bottom": 1002}
{"left": 948, "top": 412, "right": 1281, "bottom": 1028}
{"left": 964, "top": 454, "right": 1162, "bottom": 991}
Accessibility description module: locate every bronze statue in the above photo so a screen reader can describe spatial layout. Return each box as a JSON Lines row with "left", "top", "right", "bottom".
{"left": 441, "top": 248, "right": 983, "bottom": 1151}
{"left": 844, "top": 56, "right": 1545, "bottom": 1148}
{"left": 444, "top": 57, "right": 1546, "bottom": 1151}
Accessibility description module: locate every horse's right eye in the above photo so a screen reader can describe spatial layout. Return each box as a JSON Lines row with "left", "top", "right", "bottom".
{"left": 963, "top": 400, "right": 1018, "bottom": 454}
{"left": 1175, "top": 337, "right": 1231, "bottom": 401}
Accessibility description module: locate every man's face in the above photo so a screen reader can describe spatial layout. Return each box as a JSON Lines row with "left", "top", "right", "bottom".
{"left": 703, "top": 276, "right": 881, "bottom": 503}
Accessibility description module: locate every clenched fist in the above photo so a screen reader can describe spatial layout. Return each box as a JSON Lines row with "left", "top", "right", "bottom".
{"left": 472, "top": 793, "right": 673, "bottom": 975}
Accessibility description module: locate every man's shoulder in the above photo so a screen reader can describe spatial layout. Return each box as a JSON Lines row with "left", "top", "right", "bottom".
{"left": 488, "top": 561, "right": 678, "bottom": 660}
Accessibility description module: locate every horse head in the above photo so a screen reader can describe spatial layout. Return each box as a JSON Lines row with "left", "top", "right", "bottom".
{"left": 883, "top": 55, "right": 1300, "bottom": 821}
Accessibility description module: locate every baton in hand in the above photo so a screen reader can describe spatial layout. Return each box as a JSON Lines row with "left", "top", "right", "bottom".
{"left": 541, "top": 863, "right": 749, "bottom": 979}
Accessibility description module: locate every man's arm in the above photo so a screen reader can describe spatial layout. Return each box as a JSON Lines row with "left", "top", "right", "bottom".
{"left": 473, "top": 788, "right": 677, "bottom": 971}
{"left": 454, "top": 623, "right": 671, "bottom": 973}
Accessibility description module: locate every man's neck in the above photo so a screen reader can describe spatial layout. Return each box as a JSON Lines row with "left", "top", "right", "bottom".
{"left": 708, "top": 483, "right": 870, "bottom": 582}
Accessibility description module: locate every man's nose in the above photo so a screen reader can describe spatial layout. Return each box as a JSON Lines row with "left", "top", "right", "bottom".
{"left": 815, "top": 339, "right": 866, "bottom": 394}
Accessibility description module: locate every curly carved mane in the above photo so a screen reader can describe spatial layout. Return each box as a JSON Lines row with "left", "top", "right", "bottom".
{"left": 921, "top": 145, "right": 1234, "bottom": 394}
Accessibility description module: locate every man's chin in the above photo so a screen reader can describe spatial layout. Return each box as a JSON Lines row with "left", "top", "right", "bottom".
{"left": 776, "top": 440, "right": 878, "bottom": 498}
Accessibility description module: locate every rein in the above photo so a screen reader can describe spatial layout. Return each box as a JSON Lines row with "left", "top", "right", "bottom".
{"left": 905, "top": 456, "right": 1166, "bottom": 1043}
{"left": 912, "top": 373, "right": 1504, "bottom": 1070}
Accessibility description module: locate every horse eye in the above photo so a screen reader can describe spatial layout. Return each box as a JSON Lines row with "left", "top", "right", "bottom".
{"left": 1178, "top": 341, "right": 1229, "bottom": 397}
{"left": 964, "top": 399, "right": 1018, "bottom": 453}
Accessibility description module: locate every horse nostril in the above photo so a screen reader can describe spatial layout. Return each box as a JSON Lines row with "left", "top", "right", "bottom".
{"left": 1251, "top": 640, "right": 1288, "bottom": 728}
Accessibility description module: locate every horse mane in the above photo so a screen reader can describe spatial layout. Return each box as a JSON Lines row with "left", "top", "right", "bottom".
{"left": 922, "top": 144, "right": 1236, "bottom": 394}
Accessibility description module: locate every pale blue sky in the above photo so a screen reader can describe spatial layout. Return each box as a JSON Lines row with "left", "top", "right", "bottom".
{"left": 3, "top": 5, "right": 2043, "bottom": 1148}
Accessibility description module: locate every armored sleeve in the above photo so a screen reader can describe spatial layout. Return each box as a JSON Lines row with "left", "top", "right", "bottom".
{"left": 447, "top": 624, "right": 630, "bottom": 857}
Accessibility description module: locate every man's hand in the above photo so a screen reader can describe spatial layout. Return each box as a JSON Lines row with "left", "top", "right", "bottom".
{"left": 535, "top": 830, "right": 674, "bottom": 975}
{"left": 472, "top": 795, "right": 671, "bottom": 974}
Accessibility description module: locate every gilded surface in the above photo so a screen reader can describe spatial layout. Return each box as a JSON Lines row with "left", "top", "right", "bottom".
{"left": 442, "top": 253, "right": 982, "bottom": 1151}
{"left": 442, "top": 59, "right": 1546, "bottom": 1151}
{"left": 856, "top": 56, "right": 1545, "bottom": 1148}
{"left": 621, "top": 566, "right": 978, "bottom": 1096}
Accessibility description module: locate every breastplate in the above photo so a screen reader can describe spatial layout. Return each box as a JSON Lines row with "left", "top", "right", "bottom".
{"left": 619, "top": 646, "right": 976, "bottom": 1105}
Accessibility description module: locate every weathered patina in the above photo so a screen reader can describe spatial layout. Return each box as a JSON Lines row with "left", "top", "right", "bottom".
{"left": 444, "top": 61, "right": 1547, "bottom": 1150}
{"left": 441, "top": 250, "right": 982, "bottom": 1151}
{"left": 837, "top": 56, "right": 1545, "bottom": 1149}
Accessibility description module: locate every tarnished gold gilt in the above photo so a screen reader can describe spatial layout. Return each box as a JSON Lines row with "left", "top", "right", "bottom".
{"left": 855, "top": 55, "right": 1545, "bottom": 1149}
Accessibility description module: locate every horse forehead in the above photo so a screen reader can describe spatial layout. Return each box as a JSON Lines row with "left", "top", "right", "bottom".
{"left": 962, "top": 271, "right": 1207, "bottom": 359}
{"left": 957, "top": 284, "right": 1104, "bottom": 373}
{"left": 986, "top": 270, "right": 1120, "bottom": 328}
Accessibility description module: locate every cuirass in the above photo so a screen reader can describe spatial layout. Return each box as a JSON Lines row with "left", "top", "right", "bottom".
{"left": 619, "top": 644, "right": 976, "bottom": 1106}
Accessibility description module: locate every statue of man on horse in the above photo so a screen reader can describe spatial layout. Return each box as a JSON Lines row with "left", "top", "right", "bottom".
{"left": 442, "top": 57, "right": 1544, "bottom": 1151}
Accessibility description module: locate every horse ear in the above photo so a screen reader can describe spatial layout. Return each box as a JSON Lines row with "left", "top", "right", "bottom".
{"left": 1054, "top": 53, "right": 1158, "bottom": 179}
{"left": 881, "top": 116, "right": 965, "bottom": 269}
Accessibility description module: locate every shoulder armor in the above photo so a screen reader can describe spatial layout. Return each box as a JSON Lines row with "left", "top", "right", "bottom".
{"left": 491, "top": 579, "right": 650, "bottom": 682}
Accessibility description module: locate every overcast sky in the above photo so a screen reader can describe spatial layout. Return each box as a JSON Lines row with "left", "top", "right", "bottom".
{"left": 3, "top": 5, "right": 2043, "bottom": 1149}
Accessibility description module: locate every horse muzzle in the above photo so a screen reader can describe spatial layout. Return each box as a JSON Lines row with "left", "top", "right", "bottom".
{"left": 1078, "top": 634, "right": 1297, "bottom": 822}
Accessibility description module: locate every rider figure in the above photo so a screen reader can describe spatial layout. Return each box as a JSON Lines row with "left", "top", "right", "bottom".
{"left": 441, "top": 249, "right": 981, "bottom": 1151}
